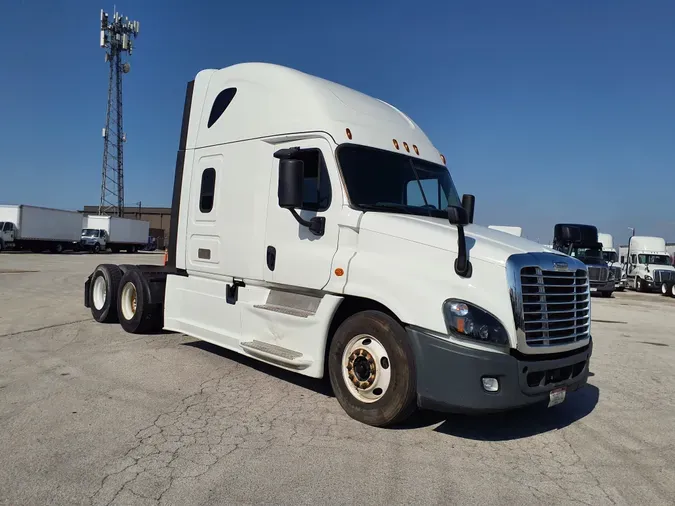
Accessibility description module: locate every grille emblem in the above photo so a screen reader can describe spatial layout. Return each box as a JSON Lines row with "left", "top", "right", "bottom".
{"left": 553, "top": 262, "right": 569, "bottom": 272}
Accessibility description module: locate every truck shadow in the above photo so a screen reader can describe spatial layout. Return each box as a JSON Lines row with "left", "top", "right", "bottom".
{"left": 183, "top": 340, "right": 334, "bottom": 397}
{"left": 398, "top": 383, "right": 599, "bottom": 441}
{"left": 184, "top": 340, "right": 598, "bottom": 440}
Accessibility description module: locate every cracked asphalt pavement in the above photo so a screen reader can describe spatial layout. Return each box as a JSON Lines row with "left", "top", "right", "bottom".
{"left": 1, "top": 253, "right": 674, "bottom": 505}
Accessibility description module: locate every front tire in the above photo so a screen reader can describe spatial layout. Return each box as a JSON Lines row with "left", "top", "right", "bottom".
{"left": 661, "top": 282, "right": 669, "bottom": 296}
{"left": 89, "top": 264, "right": 123, "bottom": 323}
{"left": 601, "top": 291, "right": 613, "bottom": 298}
{"left": 328, "top": 310, "right": 417, "bottom": 427}
{"left": 671, "top": 283, "right": 675, "bottom": 298}
{"left": 636, "top": 277, "right": 644, "bottom": 292}
{"left": 117, "top": 270, "right": 162, "bottom": 334}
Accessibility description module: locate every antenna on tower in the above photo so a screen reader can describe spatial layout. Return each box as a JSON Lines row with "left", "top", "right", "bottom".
{"left": 98, "top": 8, "right": 140, "bottom": 217}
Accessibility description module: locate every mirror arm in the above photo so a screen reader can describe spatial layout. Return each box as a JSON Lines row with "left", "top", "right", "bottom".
{"left": 288, "top": 209, "right": 325, "bottom": 236}
{"left": 454, "top": 225, "right": 472, "bottom": 278}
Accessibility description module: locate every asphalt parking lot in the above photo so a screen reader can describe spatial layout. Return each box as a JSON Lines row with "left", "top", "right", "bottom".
{"left": 1, "top": 253, "right": 674, "bottom": 505}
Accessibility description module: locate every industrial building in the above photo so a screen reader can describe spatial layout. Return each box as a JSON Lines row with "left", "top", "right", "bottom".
{"left": 81, "top": 206, "right": 171, "bottom": 249}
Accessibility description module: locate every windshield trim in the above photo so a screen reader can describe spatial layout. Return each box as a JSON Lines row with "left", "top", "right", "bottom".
{"left": 335, "top": 143, "right": 459, "bottom": 220}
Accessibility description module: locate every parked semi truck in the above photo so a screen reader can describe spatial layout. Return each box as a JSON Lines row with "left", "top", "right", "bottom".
{"left": 0, "top": 205, "right": 82, "bottom": 253}
{"left": 623, "top": 236, "right": 675, "bottom": 294}
{"left": 598, "top": 233, "right": 624, "bottom": 291}
{"left": 80, "top": 215, "right": 150, "bottom": 253}
{"left": 552, "top": 224, "right": 614, "bottom": 297}
{"left": 83, "top": 63, "right": 592, "bottom": 427}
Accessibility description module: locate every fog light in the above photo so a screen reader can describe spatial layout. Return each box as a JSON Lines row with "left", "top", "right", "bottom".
{"left": 482, "top": 377, "right": 499, "bottom": 392}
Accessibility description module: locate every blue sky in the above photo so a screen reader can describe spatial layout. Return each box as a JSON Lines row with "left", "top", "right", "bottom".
{"left": 1, "top": 0, "right": 674, "bottom": 245}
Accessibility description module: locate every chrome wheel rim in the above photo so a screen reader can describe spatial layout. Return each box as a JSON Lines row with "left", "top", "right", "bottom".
{"left": 342, "top": 334, "right": 391, "bottom": 403}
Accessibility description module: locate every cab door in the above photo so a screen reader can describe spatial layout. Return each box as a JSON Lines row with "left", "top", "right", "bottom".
{"left": 263, "top": 138, "right": 341, "bottom": 290}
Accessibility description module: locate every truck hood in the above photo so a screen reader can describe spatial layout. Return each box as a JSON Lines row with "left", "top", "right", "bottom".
{"left": 646, "top": 264, "right": 675, "bottom": 271}
{"left": 358, "top": 213, "right": 562, "bottom": 266}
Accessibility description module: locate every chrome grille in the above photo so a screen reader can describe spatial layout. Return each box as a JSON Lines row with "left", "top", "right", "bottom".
{"left": 587, "top": 266, "right": 609, "bottom": 282}
{"left": 520, "top": 267, "right": 591, "bottom": 347}
{"left": 654, "top": 270, "right": 675, "bottom": 283}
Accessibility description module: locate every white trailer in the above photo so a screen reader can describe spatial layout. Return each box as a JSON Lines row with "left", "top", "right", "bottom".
{"left": 80, "top": 215, "right": 150, "bottom": 253}
{"left": 487, "top": 225, "right": 522, "bottom": 237}
{"left": 0, "top": 205, "right": 82, "bottom": 253}
{"left": 82, "top": 62, "right": 592, "bottom": 427}
{"left": 623, "top": 236, "right": 675, "bottom": 292}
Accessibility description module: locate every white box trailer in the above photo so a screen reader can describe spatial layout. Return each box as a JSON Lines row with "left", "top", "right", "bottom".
{"left": 80, "top": 215, "right": 150, "bottom": 253}
{"left": 0, "top": 205, "right": 82, "bottom": 253}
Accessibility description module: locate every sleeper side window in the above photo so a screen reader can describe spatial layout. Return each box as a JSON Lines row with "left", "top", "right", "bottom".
{"left": 199, "top": 168, "right": 216, "bottom": 213}
{"left": 295, "top": 149, "right": 331, "bottom": 211}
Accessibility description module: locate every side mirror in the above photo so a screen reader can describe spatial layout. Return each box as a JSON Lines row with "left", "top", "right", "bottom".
{"left": 275, "top": 154, "right": 325, "bottom": 237}
{"left": 461, "top": 194, "right": 475, "bottom": 224}
{"left": 277, "top": 159, "right": 304, "bottom": 209}
{"left": 447, "top": 205, "right": 469, "bottom": 226}
{"left": 446, "top": 205, "right": 472, "bottom": 278}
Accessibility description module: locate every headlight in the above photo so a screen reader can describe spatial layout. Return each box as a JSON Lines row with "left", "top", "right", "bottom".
{"left": 442, "top": 300, "right": 509, "bottom": 345}
{"left": 645, "top": 275, "right": 653, "bottom": 281}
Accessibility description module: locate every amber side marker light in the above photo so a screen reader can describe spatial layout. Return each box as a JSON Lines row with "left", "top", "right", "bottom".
{"left": 163, "top": 249, "right": 168, "bottom": 265}
{"left": 403, "top": 142, "right": 410, "bottom": 153}
{"left": 413, "top": 145, "right": 419, "bottom": 155}
{"left": 393, "top": 139, "right": 399, "bottom": 150}
{"left": 440, "top": 154, "right": 447, "bottom": 165}
{"left": 335, "top": 268, "right": 344, "bottom": 277}
{"left": 346, "top": 128, "right": 352, "bottom": 140}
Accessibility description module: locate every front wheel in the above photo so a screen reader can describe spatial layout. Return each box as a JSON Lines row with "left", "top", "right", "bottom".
{"left": 636, "top": 278, "right": 644, "bottom": 292}
{"left": 328, "top": 310, "right": 417, "bottom": 427}
{"left": 601, "top": 291, "right": 613, "bottom": 298}
{"left": 661, "top": 282, "right": 670, "bottom": 296}
{"left": 671, "top": 283, "right": 675, "bottom": 298}
{"left": 93, "top": 243, "right": 101, "bottom": 254}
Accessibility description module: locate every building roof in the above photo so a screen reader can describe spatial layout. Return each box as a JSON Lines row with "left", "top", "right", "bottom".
{"left": 82, "top": 206, "right": 171, "bottom": 214}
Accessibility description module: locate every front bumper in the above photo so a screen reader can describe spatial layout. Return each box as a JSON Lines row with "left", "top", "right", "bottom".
{"left": 590, "top": 280, "right": 614, "bottom": 293}
{"left": 407, "top": 328, "right": 592, "bottom": 413}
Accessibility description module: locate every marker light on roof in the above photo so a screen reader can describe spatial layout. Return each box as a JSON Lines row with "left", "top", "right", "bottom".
{"left": 440, "top": 154, "right": 447, "bottom": 165}
{"left": 346, "top": 128, "right": 352, "bottom": 140}
{"left": 403, "top": 142, "right": 410, "bottom": 153}
{"left": 393, "top": 139, "right": 400, "bottom": 150}
{"left": 413, "top": 145, "right": 419, "bottom": 155}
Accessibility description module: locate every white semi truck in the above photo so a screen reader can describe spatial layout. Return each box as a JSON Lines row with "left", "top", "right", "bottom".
{"left": 623, "top": 236, "right": 675, "bottom": 293}
{"left": 0, "top": 205, "right": 82, "bottom": 253}
{"left": 80, "top": 215, "right": 150, "bottom": 253}
{"left": 83, "top": 63, "right": 593, "bottom": 427}
{"left": 598, "top": 233, "right": 624, "bottom": 291}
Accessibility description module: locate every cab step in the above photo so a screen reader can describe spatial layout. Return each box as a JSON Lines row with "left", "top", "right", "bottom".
{"left": 240, "top": 340, "right": 312, "bottom": 370}
{"left": 252, "top": 304, "right": 314, "bottom": 318}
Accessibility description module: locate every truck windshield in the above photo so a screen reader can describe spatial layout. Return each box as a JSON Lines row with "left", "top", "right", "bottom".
{"left": 337, "top": 144, "right": 461, "bottom": 219}
{"left": 638, "top": 254, "right": 670, "bottom": 265}
{"left": 602, "top": 251, "right": 618, "bottom": 263}
{"left": 572, "top": 247, "right": 603, "bottom": 261}
{"left": 82, "top": 229, "right": 99, "bottom": 237}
